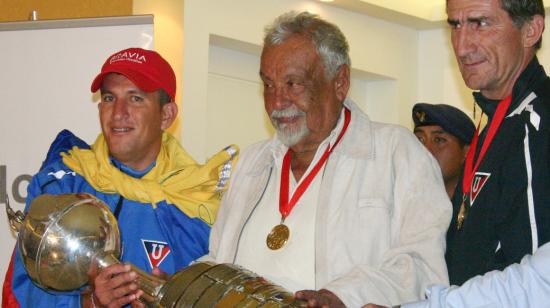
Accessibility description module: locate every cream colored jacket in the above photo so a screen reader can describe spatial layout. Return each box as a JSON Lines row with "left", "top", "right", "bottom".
{"left": 205, "top": 99, "right": 451, "bottom": 307}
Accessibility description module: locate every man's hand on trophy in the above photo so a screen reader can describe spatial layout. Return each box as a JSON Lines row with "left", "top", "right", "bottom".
{"left": 295, "top": 289, "right": 345, "bottom": 308}
{"left": 150, "top": 267, "right": 169, "bottom": 280}
{"left": 130, "top": 267, "right": 168, "bottom": 308}
{"left": 89, "top": 262, "right": 140, "bottom": 307}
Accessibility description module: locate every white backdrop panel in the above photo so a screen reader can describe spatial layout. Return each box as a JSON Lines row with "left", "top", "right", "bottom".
{"left": 0, "top": 15, "right": 153, "bottom": 288}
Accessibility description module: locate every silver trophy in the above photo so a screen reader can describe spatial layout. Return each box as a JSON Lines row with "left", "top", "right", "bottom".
{"left": 5, "top": 193, "right": 305, "bottom": 307}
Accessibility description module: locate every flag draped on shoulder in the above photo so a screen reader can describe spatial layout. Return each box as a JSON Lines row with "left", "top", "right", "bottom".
{"left": 62, "top": 132, "right": 238, "bottom": 225}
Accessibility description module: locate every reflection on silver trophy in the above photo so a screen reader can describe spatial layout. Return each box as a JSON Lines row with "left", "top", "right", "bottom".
{"left": 5, "top": 193, "right": 305, "bottom": 307}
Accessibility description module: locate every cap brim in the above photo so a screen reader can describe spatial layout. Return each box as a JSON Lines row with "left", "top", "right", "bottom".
{"left": 90, "top": 68, "right": 163, "bottom": 94}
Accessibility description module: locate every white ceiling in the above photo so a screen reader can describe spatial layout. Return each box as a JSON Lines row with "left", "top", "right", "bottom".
{"left": 357, "top": 0, "right": 446, "bottom": 21}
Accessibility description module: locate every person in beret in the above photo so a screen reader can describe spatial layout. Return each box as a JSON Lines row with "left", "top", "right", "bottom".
{"left": 412, "top": 103, "right": 475, "bottom": 198}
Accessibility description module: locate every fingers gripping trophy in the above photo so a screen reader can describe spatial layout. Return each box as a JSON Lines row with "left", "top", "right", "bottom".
{"left": 5, "top": 193, "right": 305, "bottom": 307}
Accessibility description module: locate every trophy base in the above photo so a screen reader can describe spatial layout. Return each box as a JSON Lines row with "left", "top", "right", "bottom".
{"left": 157, "top": 262, "right": 305, "bottom": 307}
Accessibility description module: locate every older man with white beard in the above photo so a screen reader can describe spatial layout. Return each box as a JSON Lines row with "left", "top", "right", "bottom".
{"left": 203, "top": 11, "right": 452, "bottom": 308}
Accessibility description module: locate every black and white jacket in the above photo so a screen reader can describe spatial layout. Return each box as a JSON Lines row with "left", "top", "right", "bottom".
{"left": 446, "top": 57, "right": 550, "bottom": 286}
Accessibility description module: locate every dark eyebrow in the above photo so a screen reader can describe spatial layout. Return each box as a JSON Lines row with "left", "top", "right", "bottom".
{"left": 447, "top": 18, "right": 459, "bottom": 27}
{"left": 467, "top": 16, "right": 488, "bottom": 24}
{"left": 447, "top": 16, "right": 487, "bottom": 27}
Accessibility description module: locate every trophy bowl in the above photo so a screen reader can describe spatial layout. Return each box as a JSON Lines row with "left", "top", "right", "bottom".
{"left": 17, "top": 193, "right": 120, "bottom": 291}
{"left": 8, "top": 193, "right": 305, "bottom": 307}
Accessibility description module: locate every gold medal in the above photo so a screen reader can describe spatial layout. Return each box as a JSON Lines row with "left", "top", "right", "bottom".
{"left": 271, "top": 110, "right": 350, "bottom": 251}
{"left": 266, "top": 224, "right": 290, "bottom": 250}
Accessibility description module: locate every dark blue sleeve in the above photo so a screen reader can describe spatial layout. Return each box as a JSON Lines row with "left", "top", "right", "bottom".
{"left": 40, "top": 129, "right": 90, "bottom": 171}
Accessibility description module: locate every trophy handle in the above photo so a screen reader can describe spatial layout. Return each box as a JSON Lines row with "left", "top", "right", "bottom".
{"left": 96, "top": 253, "right": 167, "bottom": 305}
{"left": 4, "top": 195, "right": 25, "bottom": 232}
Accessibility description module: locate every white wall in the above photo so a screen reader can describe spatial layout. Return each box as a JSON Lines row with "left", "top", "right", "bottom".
{"left": 133, "top": 0, "right": 184, "bottom": 138}
{"left": 182, "top": 0, "right": 418, "bottom": 162}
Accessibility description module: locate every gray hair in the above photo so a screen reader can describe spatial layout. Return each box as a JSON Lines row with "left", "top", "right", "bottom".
{"left": 500, "top": 0, "right": 545, "bottom": 49}
{"left": 263, "top": 11, "right": 350, "bottom": 79}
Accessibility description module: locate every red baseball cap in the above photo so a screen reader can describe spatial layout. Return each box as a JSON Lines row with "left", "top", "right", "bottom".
{"left": 91, "top": 47, "right": 176, "bottom": 100}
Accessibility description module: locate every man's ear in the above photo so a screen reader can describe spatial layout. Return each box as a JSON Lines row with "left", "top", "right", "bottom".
{"left": 333, "top": 64, "right": 350, "bottom": 102}
{"left": 160, "top": 102, "right": 178, "bottom": 130}
{"left": 523, "top": 14, "right": 545, "bottom": 48}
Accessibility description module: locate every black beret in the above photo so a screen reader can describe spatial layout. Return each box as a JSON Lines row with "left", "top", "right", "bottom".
{"left": 412, "top": 103, "right": 475, "bottom": 144}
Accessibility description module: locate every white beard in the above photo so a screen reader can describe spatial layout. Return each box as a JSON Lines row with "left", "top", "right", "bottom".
{"left": 270, "top": 106, "right": 310, "bottom": 146}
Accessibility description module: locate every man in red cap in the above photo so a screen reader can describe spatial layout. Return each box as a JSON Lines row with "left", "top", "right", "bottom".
{"left": 2, "top": 48, "right": 238, "bottom": 307}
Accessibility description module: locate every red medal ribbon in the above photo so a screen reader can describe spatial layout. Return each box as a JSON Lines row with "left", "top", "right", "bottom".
{"left": 462, "top": 95, "right": 512, "bottom": 196}
{"left": 279, "top": 108, "right": 351, "bottom": 220}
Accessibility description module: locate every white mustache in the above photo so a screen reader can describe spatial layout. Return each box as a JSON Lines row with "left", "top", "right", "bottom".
{"left": 270, "top": 107, "right": 306, "bottom": 121}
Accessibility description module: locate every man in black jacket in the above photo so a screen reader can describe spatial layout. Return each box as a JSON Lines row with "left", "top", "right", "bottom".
{"left": 445, "top": 0, "right": 550, "bottom": 286}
